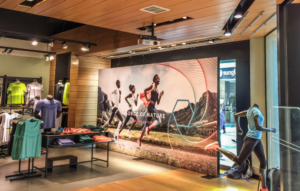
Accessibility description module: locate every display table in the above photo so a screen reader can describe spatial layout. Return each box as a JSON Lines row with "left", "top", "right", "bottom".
{"left": 33, "top": 132, "right": 113, "bottom": 178}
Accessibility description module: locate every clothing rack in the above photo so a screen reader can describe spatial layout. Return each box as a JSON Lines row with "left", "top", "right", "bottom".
{"left": 0, "top": 75, "right": 42, "bottom": 107}
{"left": 5, "top": 158, "right": 41, "bottom": 182}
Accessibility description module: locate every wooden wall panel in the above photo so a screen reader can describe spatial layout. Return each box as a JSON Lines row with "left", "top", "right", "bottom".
{"left": 48, "top": 56, "right": 56, "bottom": 96}
{"left": 74, "top": 56, "right": 110, "bottom": 128}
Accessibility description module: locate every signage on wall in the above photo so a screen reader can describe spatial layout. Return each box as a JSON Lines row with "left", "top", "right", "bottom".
{"left": 220, "top": 67, "right": 236, "bottom": 79}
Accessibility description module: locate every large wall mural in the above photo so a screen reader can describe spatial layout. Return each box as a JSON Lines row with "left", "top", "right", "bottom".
{"left": 97, "top": 57, "right": 219, "bottom": 176}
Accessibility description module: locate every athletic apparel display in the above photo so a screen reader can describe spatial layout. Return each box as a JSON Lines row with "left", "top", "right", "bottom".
{"left": 246, "top": 107, "right": 264, "bottom": 139}
{"left": 7, "top": 82, "right": 27, "bottom": 105}
{"left": 11, "top": 118, "right": 42, "bottom": 160}
{"left": 35, "top": 99, "right": 62, "bottom": 129}
{"left": 0, "top": 113, "right": 19, "bottom": 143}
{"left": 62, "top": 82, "right": 70, "bottom": 105}
{"left": 26, "top": 82, "right": 44, "bottom": 104}
{"left": 54, "top": 83, "right": 64, "bottom": 103}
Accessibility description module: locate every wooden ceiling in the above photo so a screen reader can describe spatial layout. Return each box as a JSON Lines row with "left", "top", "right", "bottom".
{"left": 0, "top": 0, "right": 279, "bottom": 56}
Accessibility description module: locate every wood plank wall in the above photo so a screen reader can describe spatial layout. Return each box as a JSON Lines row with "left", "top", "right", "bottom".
{"left": 49, "top": 56, "right": 56, "bottom": 96}
{"left": 74, "top": 56, "right": 110, "bottom": 128}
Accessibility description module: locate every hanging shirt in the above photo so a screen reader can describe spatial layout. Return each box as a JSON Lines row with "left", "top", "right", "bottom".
{"left": 0, "top": 113, "right": 19, "bottom": 143}
{"left": 54, "top": 83, "right": 64, "bottom": 103}
{"left": 35, "top": 99, "right": 62, "bottom": 129}
{"left": 7, "top": 82, "right": 27, "bottom": 105}
{"left": 62, "top": 82, "right": 70, "bottom": 105}
{"left": 111, "top": 88, "right": 120, "bottom": 108}
{"left": 26, "top": 82, "right": 44, "bottom": 104}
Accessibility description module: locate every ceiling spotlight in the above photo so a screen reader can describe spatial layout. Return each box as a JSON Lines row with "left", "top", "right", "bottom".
{"left": 132, "top": 51, "right": 136, "bottom": 54}
{"left": 49, "top": 54, "right": 54, "bottom": 60}
{"left": 153, "top": 24, "right": 157, "bottom": 26}
{"left": 234, "top": 5, "right": 243, "bottom": 19}
{"left": 62, "top": 41, "right": 68, "bottom": 49}
{"left": 2, "top": 48, "right": 7, "bottom": 54}
{"left": 171, "top": 44, "right": 176, "bottom": 47}
{"left": 224, "top": 27, "right": 232, "bottom": 36}
{"left": 45, "top": 54, "right": 50, "bottom": 61}
{"left": 32, "top": 39, "right": 38, "bottom": 46}
{"left": 7, "top": 49, "right": 13, "bottom": 55}
{"left": 208, "top": 39, "right": 214, "bottom": 44}
{"left": 48, "top": 40, "right": 54, "bottom": 47}
{"left": 158, "top": 46, "right": 162, "bottom": 49}
{"left": 81, "top": 44, "right": 90, "bottom": 51}
{"left": 183, "top": 16, "right": 187, "bottom": 19}
{"left": 182, "top": 42, "right": 186, "bottom": 45}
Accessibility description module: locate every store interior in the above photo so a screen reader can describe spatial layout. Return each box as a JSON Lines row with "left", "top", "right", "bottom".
{"left": 0, "top": 0, "right": 299, "bottom": 191}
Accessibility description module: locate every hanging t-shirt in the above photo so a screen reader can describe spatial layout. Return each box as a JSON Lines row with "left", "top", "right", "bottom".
{"left": 54, "top": 83, "right": 64, "bottom": 103}
{"left": 7, "top": 82, "right": 27, "bottom": 105}
{"left": 62, "top": 82, "right": 70, "bottom": 105}
{"left": 0, "top": 113, "right": 19, "bottom": 143}
{"left": 35, "top": 99, "right": 62, "bottom": 129}
{"left": 26, "top": 82, "right": 44, "bottom": 104}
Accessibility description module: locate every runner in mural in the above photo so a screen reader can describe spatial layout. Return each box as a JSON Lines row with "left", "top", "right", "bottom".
{"left": 98, "top": 94, "right": 110, "bottom": 126}
{"left": 137, "top": 74, "right": 164, "bottom": 147}
{"left": 117, "top": 84, "right": 139, "bottom": 141}
{"left": 102, "top": 80, "right": 124, "bottom": 142}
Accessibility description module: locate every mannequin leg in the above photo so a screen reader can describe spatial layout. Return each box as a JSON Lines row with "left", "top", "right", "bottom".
{"left": 253, "top": 140, "right": 268, "bottom": 189}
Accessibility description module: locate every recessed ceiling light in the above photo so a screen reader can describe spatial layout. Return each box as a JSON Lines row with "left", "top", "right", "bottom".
{"left": 182, "top": 42, "right": 186, "bottom": 45}
{"left": 32, "top": 39, "right": 38, "bottom": 46}
{"left": 158, "top": 46, "right": 162, "bottom": 49}
{"left": 208, "top": 39, "right": 214, "bottom": 44}
{"left": 183, "top": 16, "right": 187, "bottom": 19}
{"left": 153, "top": 24, "right": 157, "bottom": 26}
{"left": 171, "top": 44, "right": 176, "bottom": 47}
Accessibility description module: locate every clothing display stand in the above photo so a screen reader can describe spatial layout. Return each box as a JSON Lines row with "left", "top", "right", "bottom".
{"left": 5, "top": 158, "right": 42, "bottom": 182}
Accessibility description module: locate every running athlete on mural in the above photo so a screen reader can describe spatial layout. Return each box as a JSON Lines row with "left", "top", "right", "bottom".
{"left": 205, "top": 104, "right": 276, "bottom": 191}
{"left": 102, "top": 80, "right": 124, "bottom": 142}
{"left": 98, "top": 94, "right": 110, "bottom": 126}
{"left": 137, "top": 74, "right": 164, "bottom": 147}
{"left": 117, "top": 85, "right": 139, "bottom": 141}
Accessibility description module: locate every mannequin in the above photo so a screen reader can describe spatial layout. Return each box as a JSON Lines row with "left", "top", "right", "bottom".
{"left": 35, "top": 95, "right": 62, "bottom": 134}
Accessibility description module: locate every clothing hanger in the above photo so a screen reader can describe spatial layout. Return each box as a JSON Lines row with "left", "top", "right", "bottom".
{"left": 15, "top": 78, "right": 20, "bottom": 84}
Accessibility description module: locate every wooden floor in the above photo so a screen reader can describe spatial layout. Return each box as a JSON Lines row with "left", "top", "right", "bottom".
{"left": 75, "top": 169, "right": 258, "bottom": 191}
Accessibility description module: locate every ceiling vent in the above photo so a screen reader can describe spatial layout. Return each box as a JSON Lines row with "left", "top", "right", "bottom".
{"left": 140, "top": 5, "right": 170, "bottom": 14}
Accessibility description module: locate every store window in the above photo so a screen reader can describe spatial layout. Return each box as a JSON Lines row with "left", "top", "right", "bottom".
{"left": 219, "top": 60, "right": 236, "bottom": 167}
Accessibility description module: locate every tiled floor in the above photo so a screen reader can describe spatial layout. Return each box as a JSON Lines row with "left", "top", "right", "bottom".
{"left": 220, "top": 126, "right": 237, "bottom": 167}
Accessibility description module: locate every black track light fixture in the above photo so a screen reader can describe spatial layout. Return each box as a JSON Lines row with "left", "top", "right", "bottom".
{"left": 234, "top": 5, "right": 243, "bottom": 19}
{"left": 2, "top": 48, "right": 8, "bottom": 54}
{"left": 48, "top": 39, "right": 55, "bottom": 47}
{"left": 62, "top": 41, "right": 68, "bottom": 49}
{"left": 7, "top": 49, "right": 13, "bottom": 55}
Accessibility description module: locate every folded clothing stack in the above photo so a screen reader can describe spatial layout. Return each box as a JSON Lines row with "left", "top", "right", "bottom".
{"left": 76, "top": 135, "right": 94, "bottom": 144}
{"left": 82, "top": 125, "right": 104, "bottom": 133}
{"left": 69, "top": 128, "right": 95, "bottom": 134}
{"left": 54, "top": 139, "right": 75, "bottom": 146}
{"left": 93, "top": 135, "right": 111, "bottom": 143}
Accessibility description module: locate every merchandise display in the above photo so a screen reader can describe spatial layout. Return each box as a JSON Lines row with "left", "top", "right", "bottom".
{"left": 54, "top": 80, "right": 64, "bottom": 103}
{"left": 25, "top": 81, "right": 43, "bottom": 104}
{"left": 54, "top": 138, "right": 75, "bottom": 146}
{"left": 62, "top": 81, "right": 70, "bottom": 105}
{"left": 35, "top": 98, "right": 62, "bottom": 129}
{"left": 7, "top": 81, "right": 27, "bottom": 105}
{"left": 76, "top": 135, "right": 94, "bottom": 144}
{"left": 0, "top": 112, "right": 19, "bottom": 143}
{"left": 11, "top": 118, "right": 42, "bottom": 160}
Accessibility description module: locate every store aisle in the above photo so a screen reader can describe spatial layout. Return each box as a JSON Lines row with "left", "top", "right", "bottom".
{"left": 75, "top": 168, "right": 258, "bottom": 191}
{"left": 0, "top": 147, "right": 177, "bottom": 191}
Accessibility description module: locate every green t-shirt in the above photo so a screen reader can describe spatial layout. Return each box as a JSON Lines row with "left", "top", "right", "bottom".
{"left": 62, "top": 82, "right": 70, "bottom": 105}
{"left": 7, "top": 82, "right": 27, "bottom": 105}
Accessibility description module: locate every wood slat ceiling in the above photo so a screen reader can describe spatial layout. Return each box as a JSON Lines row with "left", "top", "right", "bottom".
{"left": 0, "top": 0, "right": 278, "bottom": 56}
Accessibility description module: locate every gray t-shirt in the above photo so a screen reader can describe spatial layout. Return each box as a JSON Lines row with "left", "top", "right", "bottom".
{"left": 26, "top": 82, "right": 44, "bottom": 104}
{"left": 35, "top": 99, "right": 62, "bottom": 129}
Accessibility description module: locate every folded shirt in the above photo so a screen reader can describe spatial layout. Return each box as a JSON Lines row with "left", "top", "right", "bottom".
{"left": 82, "top": 125, "right": 104, "bottom": 133}
{"left": 93, "top": 135, "right": 111, "bottom": 143}
{"left": 54, "top": 139, "right": 75, "bottom": 146}
{"left": 76, "top": 135, "right": 94, "bottom": 144}
{"left": 69, "top": 128, "right": 95, "bottom": 134}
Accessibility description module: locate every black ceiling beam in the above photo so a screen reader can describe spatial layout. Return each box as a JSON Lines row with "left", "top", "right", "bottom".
{"left": 222, "top": 0, "right": 255, "bottom": 30}
{"left": 0, "top": 46, "right": 56, "bottom": 54}
{"left": 0, "top": 29, "right": 97, "bottom": 46}
{"left": 137, "top": 17, "right": 193, "bottom": 31}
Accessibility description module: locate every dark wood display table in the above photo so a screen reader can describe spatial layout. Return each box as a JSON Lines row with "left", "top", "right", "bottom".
{"left": 33, "top": 132, "right": 113, "bottom": 178}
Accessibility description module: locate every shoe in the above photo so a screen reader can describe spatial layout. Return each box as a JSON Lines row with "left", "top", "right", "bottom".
{"left": 137, "top": 139, "right": 141, "bottom": 148}
{"left": 57, "top": 127, "right": 63, "bottom": 133}
{"left": 127, "top": 130, "right": 131, "bottom": 138}
{"left": 205, "top": 142, "right": 219, "bottom": 150}
{"left": 114, "top": 133, "right": 118, "bottom": 143}
{"left": 260, "top": 188, "right": 268, "bottom": 191}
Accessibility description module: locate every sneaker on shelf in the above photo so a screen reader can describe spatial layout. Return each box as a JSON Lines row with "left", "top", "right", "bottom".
{"left": 127, "top": 130, "right": 131, "bottom": 138}
{"left": 41, "top": 149, "right": 47, "bottom": 154}
{"left": 57, "top": 127, "right": 63, "bottom": 133}
{"left": 205, "top": 142, "right": 219, "bottom": 150}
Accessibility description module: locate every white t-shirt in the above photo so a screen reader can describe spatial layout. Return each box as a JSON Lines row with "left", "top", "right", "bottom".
{"left": 0, "top": 113, "right": 19, "bottom": 143}
{"left": 111, "top": 88, "right": 120, "bottom": 108}
{"left": 26, "top": 82, "right": 44, "bottom": 104}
